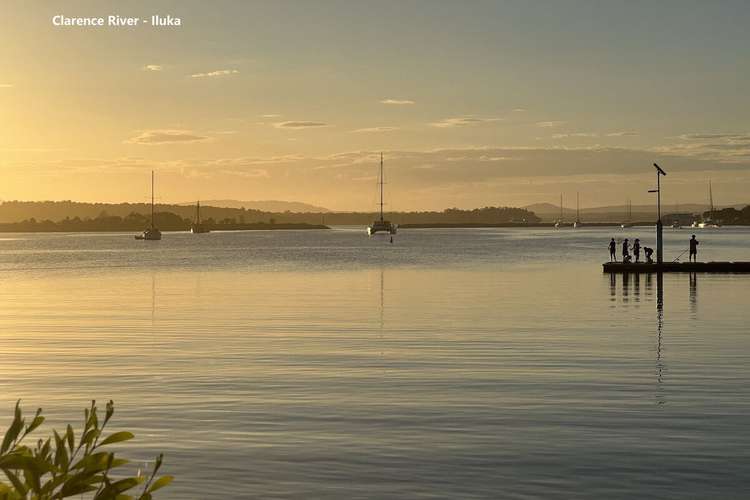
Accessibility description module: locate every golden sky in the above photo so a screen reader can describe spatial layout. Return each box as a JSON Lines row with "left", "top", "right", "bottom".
{"left": 1, "top": 1, "right": 749, "bottom": 211}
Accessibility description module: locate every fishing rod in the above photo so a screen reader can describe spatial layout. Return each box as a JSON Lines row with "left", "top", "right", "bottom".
{"left": 672, "top": 249, "right": 689, "bottom": 263}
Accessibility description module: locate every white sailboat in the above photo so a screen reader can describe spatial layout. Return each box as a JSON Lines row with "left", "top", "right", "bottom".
{"left": 572, "top": 192, "right": 582, "bottom": 228}
{"left": 190, "top": 200, "right": 210, "bottom": 234}
{"left": 693, "top": 180, "right": 721, "bottom": 228}
{"left": 135, "top": 170, "right": 162, "bottom": 241}
{"left": 554, "top": 194, "right": 563, "bottom": 228}
{"left": 367, "top": 153, "right": 397, "bottom": 236}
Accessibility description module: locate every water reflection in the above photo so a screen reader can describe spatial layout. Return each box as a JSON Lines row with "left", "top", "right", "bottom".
{"left": 689, "top": 272, "right": 697, "bottom": 314}
{"left": 655, "top": 273, "right": 665, "bottom": 404}
{"left": 605, "top": 271, "right": 668, "bottom": 404}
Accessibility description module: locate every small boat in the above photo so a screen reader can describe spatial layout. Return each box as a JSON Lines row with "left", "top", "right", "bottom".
{"left": 572, "top": 192, "right": 582, "bottom": 228}
{"left": 554, "top": 194, "right": 564, "bottom": 228}
{"left": 135, "top": 227, "right": 162, "bottom": 241}
{"left": 692, "top": 181, "right": 722, "bottom": 228}
{"left": 135, "top": 170, "right": 162, "bottom": 241}
{"left": 190, "top": 200, "right": 210, "bottom": 234}
{"left": 671, "top": 220, "right": 681, "bottom": 229}
{"left": 367, "top": 153, "right": 397, "bottom": 236}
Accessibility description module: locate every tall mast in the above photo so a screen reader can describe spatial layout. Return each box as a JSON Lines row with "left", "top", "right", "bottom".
{"left": 628, "top": 199, "right": 632, "bottom": 222}
{"left": 197, "top": 200, "right": 200, "bottom": 224}
{"left": 151, "top": 170, "right": 155, "bottom": 228}
{"left": 379, "top": 152, "right": 384, "bottom": 222}
{"left": 709, "top": 180, "right": 714, "bottom": 218}
{"left": 559, "top": 193, "right": 563, "bottom": 221}
{"left": 576, "top": 192, "right": 580, "bottom": 223}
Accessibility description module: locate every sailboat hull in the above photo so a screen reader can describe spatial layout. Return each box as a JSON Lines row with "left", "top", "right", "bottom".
{"left": 135, "top": 228, "right": 162, "bottom": 240}
{"left": 367, "top": 222, "right": 397, "bottom": 236}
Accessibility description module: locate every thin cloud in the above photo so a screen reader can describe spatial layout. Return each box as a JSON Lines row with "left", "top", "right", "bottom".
{"left": 352, "top": 126, "right": 399, "bottom": 133}
{"left": 606, "top": 131, "right": 638, "bottom": 137}
{"left": 125, "top": 129, "right": 210, "bottom": 145}
{"left": 536, "top": 121, "right": 566, "bottom": 128}
{"left": 0, "top": 83, "right": 13, "bottom": 88}
{"left": 191, "top": 69, "right": 239, "bottom": 78}
{"left": 430, "top": 117, "right": 503, "bottom": 128}
{"left": 679, "top": 133, "right": 747, "bottom": 141}
{"left": 552, "top": 132, "right": 598, "bottom": 139}
{"left": 143, "top": 65, "right": 163, "bottom": 71}
{"left": 260, "top": 114, "right": 282, "bottom": 118}
{"left": 274, "top": 121, "right": 328, "bottom": 129}
{"left": 380, "top": 99, "right": 415, "bottom": 105}
{"left": 655, "top": 133, "right": 750, "bottom": 163}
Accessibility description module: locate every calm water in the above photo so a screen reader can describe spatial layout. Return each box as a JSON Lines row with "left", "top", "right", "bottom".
{"left": 1, "top": 227, "right": 749, "bottom": 499}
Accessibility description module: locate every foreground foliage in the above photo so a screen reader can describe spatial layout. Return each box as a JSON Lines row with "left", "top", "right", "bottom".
{"left": 0, "top": 400, "right": 172, "bottom": 499}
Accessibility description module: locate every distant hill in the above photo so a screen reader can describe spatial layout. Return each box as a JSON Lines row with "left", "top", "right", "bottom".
{"left": 0, "top": 200, "right": 538, "bottom": 226}
{"left": 179, "top": 199, "right": 329, "bottom": 213}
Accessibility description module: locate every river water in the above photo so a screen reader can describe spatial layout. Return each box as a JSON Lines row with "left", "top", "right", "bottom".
{"left": 1, "top": 227, "right": 748, "bottom": 498}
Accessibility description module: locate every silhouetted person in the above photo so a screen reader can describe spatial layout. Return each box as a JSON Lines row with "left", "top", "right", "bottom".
{"left": 633, "top": 238, "right": 641, "bottom": 263}
{"left": 644, "top": 246, "right": 654, "bottom": 264}
{"left": 390, "top": 236, "right": 393, "bottom": 244}
{"left": 689, "top": 234, "right": 699, "bottom": 262}
{"left": 622, "top": 238, "right": 630, "bottom": 262}
{"left": 608, "top": 238, "right": 616, "bottom": 262}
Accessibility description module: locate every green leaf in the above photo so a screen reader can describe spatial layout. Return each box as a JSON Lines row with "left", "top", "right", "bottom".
{"left": 110, "top": 458, "right": 129, "bottom": 469}
{"left": 147, "top": 475, "right": 173, "bottom": 493}
{"left": 98, "top": 432, "right": 134, "bottom": 448}
{"left": 1, "top": 469, "right": 26, "bottom": 496}
{"left": 111, "top": 476, "right": 143, "bottom": 493}
{"left": 66, "top": 425, "right": 75, "bottom": 453}
{"left": 26, "top": 415, "right": 44, "bottom": 435}
{"left": 1, "top": 403, "right": 24, "bottom": 454}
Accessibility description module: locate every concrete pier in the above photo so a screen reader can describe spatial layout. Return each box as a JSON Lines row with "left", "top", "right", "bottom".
{"left": 603, "top": 262, "right": 750, "bottom": 273}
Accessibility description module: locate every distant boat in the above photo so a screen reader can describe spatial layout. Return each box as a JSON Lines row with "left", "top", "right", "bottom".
{"left": 135, "top": 170, "right": 162, "bottom": 241}
{"left": 367, "top": 153, "right": 397, "bottom": 236}
{"left": 693, "top": 180, "right": 722, "bottom": 228}
{"left": 572, "top": 192, "right": 582, "bottom": 228}
{"left": 620, "top": 199, "right": 633, "bottom": 229}
{"left": 190, "top": 201, "right": 210, "bottom": 234}
{"left": 672, "top": 220, "right": 681, "bottom": 229}
{"left": 554, "top": 193, "right": 564, "bottom": 228}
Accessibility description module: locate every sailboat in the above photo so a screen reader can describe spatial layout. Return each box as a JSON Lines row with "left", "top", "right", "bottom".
{"left": 572, "top": 192, "right": 582, "bottom": 228}
{"left": 135, "top": 170, "right": 162, "bottom": 241}
{"left": 620, "top": 199, "right": 633, "bottom": 228}
{"left": 671, "top": 202, "right": 682, "bottom": 228}
{"left": 367, "top": 153, "right": 397, "bottom": 236}
{"left": 554, "top": 194, "right": 563, "bottom": 228}
{"left": 693, "top": 180, "right": 721, "bottom": 228}
{"left": 190, "top": 201, "right": 210, "bottom": 234}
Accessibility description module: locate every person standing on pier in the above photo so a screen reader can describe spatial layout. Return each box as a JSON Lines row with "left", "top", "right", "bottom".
{"left": 689, "top": 235, "right": 699, "bottom": 262}
{"left": 609, "top": 238, "right": 617, "bottom": 262}
{"left": 622, "top": 238, "right": 631, "bottom": 263}
{"left": 633, "top": 238, "right": 641, "bottom": 263}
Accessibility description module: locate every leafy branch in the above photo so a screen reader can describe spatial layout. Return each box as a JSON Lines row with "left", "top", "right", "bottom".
{"left": 0, "top": 400, "right": 172, "bottom": 499}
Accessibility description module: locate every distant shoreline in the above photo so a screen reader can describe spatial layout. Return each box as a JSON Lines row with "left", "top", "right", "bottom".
{"left": 0, "top": 223, "right": 330, "bottom": 233}
{"left": 399, "top": 222, "right": 656, "bottom": 229}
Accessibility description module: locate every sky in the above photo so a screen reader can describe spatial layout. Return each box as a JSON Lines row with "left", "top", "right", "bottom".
{"left": 1, "top": 0, "right": 749, "bottom": 211}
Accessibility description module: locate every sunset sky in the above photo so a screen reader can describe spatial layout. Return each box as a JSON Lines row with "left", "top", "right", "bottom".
{"left": 2, "top": 0, "right": 749, "bottom": 211}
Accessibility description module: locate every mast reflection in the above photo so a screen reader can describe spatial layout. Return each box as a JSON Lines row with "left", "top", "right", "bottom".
{"left": 605, "top": 271, "right": 667, "bottom": 404}
{"left": 655, "top": 272, "right": 665, "bottom": 404}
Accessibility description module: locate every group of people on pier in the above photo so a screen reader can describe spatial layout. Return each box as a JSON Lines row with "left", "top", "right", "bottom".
{"left": 608, "top": 235, "right": 700, "bottom": 263}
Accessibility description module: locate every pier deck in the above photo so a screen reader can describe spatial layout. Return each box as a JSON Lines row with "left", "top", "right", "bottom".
{"left": 603, "top": 261, "right": 750, "bottom": 273}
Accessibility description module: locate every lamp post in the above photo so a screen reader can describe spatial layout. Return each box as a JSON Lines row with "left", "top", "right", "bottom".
{"left": 649, "top": 163, "right": 667, "bottom": 264}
